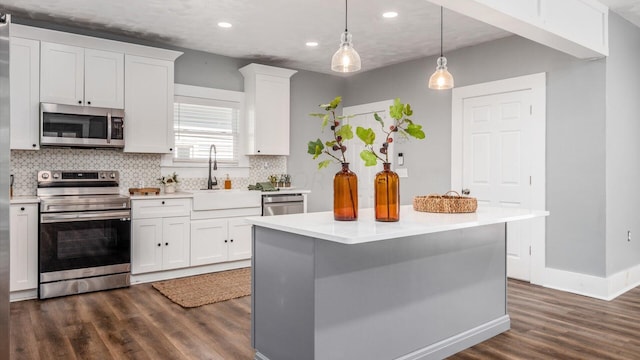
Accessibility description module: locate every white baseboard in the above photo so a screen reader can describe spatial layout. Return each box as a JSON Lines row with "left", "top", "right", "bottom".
{"left": 130, "top": 259, "right": 251, "bottom": 284}
{"left": 10, "top": 289, "right": 38, "bottom": 302}
{"left": 541, "top": 263, "right": 640, "bottom": 301}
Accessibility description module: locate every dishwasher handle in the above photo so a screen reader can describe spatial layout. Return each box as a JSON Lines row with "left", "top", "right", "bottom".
{"left": 262, "top": 194, "right": 304, "bottom": 203}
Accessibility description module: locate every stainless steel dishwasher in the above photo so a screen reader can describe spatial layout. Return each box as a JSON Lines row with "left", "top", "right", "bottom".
{"left": 262, "top": 194, "right": 304, "bottom": 216}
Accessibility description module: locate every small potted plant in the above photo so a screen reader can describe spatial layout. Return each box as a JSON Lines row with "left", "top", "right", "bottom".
{"left": 268, "top": 175, "right": 278, "bottom": 187}
{"left": 158, "top": 172, "right": 179, "bottom": 193}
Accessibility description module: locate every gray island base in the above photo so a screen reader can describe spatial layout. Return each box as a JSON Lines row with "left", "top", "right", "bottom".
{"left": 248, "top": 206, "right": 548, "bottom": 360}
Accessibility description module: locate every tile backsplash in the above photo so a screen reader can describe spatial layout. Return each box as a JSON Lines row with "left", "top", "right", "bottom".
{"left": 10, "top": 149, "right": 287, "bottom": 196}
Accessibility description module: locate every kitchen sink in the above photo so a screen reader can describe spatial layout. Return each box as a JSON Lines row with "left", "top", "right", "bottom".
{"left": 191, "top": 189, "right": 261, "bottom": 211}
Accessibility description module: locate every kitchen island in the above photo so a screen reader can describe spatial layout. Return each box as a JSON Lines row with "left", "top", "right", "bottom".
{"left": 247, "top": 205, "right": 548, "bottom": 360}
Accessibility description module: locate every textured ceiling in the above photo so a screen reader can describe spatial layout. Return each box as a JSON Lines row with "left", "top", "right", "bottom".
{"left": 0, "top": 0, "right": 511, "bottom": 75}
{"left": 4, "top": 1, "right": 636, "bottom": 75}
{"left": 599, "top": 0, "right": 640, "bottom": 28}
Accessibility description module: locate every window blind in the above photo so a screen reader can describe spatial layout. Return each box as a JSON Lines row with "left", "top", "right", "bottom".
{"left": 173, "top": 99, "right": 239, "bottom": 163}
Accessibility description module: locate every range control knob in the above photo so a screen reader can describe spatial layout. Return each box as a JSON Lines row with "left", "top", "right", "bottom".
{"left": 52, "top": 173, "right": 60, "bottom": 179}
{"left": 110, "top": 173, "right": 116, "bottom": 179}
{"left": 100, "top": 173, "right": 106, "bottom": 179}
{"left": 41, "top": 173, "right": 50, "bottom": 180}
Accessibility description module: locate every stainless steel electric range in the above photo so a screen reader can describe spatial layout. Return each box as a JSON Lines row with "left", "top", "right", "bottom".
{"left": 37, "top": 170, "right": 131, "bottom": 299}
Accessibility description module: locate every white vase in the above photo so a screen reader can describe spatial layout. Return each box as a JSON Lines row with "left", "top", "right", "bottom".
{"left": 165, "top": 183, "right": 176, "bottom": 193}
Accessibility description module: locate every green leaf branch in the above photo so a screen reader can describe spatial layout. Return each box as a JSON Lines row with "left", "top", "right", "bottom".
{"left": 307, "top": 96, "right": 355, "bottom": 169}
{"left": 356, "top": 98, "right": 425, "bottom": 167}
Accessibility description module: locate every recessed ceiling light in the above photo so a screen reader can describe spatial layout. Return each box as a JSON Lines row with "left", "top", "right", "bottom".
{"left": 306, "top": 42, "right": 319, "bottom": 47}
{"left": 218, "top": 22, "right": 232, "bottom": 28}
{"left": 382, "top": 11, "right": 398, "bottom": 18}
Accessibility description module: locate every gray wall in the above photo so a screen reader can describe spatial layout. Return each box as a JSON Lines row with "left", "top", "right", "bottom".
{"left": 287, "top": 72, "right": 346, "bottom": 212}
{"left": 605, "top": 13, "right": 640, "bottom": 276}
{"left": 343, "top": 35, "right": 608, "bottom": 277}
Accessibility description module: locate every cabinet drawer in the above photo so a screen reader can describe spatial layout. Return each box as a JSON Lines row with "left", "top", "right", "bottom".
{"left": 132, "top": 198, "right": 191, "bottom": 219}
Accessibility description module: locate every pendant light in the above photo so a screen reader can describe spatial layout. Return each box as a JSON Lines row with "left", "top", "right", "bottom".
{"left": 428, "top": 6, "right": 454, "bottom": 89}
{"left": 331, "top": 0, "right": 361, "bottom": 73}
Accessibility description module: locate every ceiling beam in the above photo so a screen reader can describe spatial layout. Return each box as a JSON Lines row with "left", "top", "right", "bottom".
{"left": 427, "top": 0, "right": 609, "bottom": 58}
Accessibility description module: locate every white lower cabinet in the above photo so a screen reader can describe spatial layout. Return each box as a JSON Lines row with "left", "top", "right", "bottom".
{"left": 191, "top": 217, "right": 253, "bottom": 266}
{"left": 131, "top": 198, "right": 191, "bottom": 274}
{"left": 10, "top": 204, "right": 38, "bottom": 292}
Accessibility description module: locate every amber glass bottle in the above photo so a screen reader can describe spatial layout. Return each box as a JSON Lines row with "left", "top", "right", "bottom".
{"left": 375, "top": 163, "right": 400, "bottom": 222}
{"left": 334, "top": 163, "right": 358, "bottom": 221}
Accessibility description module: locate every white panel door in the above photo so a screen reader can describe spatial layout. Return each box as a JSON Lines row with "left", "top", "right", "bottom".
{"left": 10, "top": 37, "right": 40, "bottom": 150}
{"left": 462, "top": 90, "right": 533, "bottom": 281}
{"left": 191, "top": 219, "right": 228, "bottom": 266}
{"left": 9, "top": 204, "right": 38, "bottom": 291}
{"left": 228, "top": 218, "right": 253, "bottom": 261}
{"left": 40, "top": 42, "right": 84, "bottom": 106}
{"left": 343, "top": 100, "right": 395, "bottom": 210}
{"left": 124, "top": 55, "right": 174, "bottom": 153}
{"left": 84, "top": 48, "right": 124, "bottom": 109}
{"left": 162, "top": 216, "right": 191, "bottom": 270}
{"left": 132, "top": 218, "right": 163, "bottom": 274}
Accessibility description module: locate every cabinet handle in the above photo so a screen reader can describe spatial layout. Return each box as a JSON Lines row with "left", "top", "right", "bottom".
{"left": 230, "top": 239, "right": 234, "bottom": 243}
{"left": 161, "top": 201, "right": 165, "bottom": 205}
{"left": 32, "top": 144, "right": 36, "bottom": 148}
{"left": 87, "top": 101, "right": 91, "bottom": 105}
{"left": 78, "top": 100, "right": 82, "bottom": 104}
{"left": 257, "top": 150, "right": 261, "bottom": 153}
{"left": 169, "top": 148, "right": 173, "bottom": 152}
{"left": 20, "top": 207, "right": 25, "bottom": 211}
{"left": 224, "top": 240, "right": 228, "bottom": 243}
{"left": 165, "top": 242, "right": 169, "bottom": 246}
{"left": 157, "top": 243, "right": 161, "bottom": 247}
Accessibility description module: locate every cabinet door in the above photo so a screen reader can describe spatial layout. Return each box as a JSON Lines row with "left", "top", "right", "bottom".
{"left": 254, "top": 74, "right": 290, "bottom": 155}
{"left": 84, "top": 48, "right": 124, "bottom": 109}
{"left": 228, "top": 218, "right": 253, "bottom": 261}
{"left": 191, "top": 219, "right": 228, "bottom": 266}
{"left": 162, "top": 216, "right": 190, "bottom": 270}
{"left": 10, "top": 37, "right": 40, "bottom": 150}
{"left": 9, "top": 204, "right": 38, "bottom": 292}
{"left": 41, "top": 42, "right": 84, "bottom": 106}
{"left": 131, "top": 218, "right": 164, "bottom": 274}
{"left": 124, "top": 55, "right": 175, "bottom": 153}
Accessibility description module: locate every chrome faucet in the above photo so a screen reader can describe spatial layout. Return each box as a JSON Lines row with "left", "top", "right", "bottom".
{"left": 207, "top": 144, "right": 218, "bottom": 189}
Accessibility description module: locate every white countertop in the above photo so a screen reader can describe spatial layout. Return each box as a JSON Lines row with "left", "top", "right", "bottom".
{"left": 129, "top": 191, "right": 193, "bottom": 200}
{"left": 259, "top": 189, "right": 310, "bottom": 195}
{"left": 10, "top": 196, "right": 40, "bottom": 204}
{"left": 247, "top": 205, "right": 549, "bottom": 244}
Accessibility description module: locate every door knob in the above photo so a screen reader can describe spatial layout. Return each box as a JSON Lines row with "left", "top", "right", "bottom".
{"left": 462, "top": 188, "right": 471, "bottom": 195}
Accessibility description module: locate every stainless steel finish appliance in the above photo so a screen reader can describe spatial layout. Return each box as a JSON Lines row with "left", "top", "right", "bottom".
{"left": 37, "top": 170, "right": 131, "bottom": 299}
{"left": 40, "top": 103, "right": 125, "bottom": 148}
{"left": 0, "top": 12, "right": 10, "bottom": 358}
{"left": 262, "top": 194, "right": 304, "bottom": 216}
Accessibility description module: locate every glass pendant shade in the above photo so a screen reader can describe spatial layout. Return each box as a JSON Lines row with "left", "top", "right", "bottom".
{"left": 428, "top": 56, "right": 454, "bottom": 90}
{"left": 331, "top": 31, "right": 361, "bottom": 73}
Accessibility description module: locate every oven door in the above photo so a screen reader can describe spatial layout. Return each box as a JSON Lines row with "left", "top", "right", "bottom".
{"left": 39, "top": 210, "right": 131, "bottom": 275}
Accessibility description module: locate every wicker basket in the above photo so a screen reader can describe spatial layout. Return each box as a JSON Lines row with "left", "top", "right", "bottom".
{"left": 413, "top": 191, "right": 477, "bottom": 213}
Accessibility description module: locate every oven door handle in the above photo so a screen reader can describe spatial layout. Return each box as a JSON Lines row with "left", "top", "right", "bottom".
{"left": 40, "top": 210, "right": 131, "bottom": 224}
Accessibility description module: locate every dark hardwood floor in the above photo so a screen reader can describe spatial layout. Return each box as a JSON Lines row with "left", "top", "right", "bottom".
{"left": 10, "top": 279, "right": 640, "bottom": 359}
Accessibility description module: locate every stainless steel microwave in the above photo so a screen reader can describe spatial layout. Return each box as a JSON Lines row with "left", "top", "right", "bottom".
{"left": 40, "top": 103, "right": 125, "bottom": 148}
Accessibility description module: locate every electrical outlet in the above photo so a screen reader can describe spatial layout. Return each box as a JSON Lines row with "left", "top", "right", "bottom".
{"left": 628, "top": 230, "right": 631, "bottom": 242}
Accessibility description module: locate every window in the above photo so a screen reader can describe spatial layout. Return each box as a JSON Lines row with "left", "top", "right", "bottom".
{"left": 173, "top": 95, "right": 240, "bottom": 164}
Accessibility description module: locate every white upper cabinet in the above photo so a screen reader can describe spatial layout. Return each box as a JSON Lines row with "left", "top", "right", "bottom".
{"left": 84, "top": 49, "right": 124, "bottom": 108}
{"left": 40, "top": 42, "right": 124, "bottom": 108}
{"left": 124, "top": 55, "right": 175, "bottom": 154}
{"left": 239, "top": 63, "right": 297, "bottom": 155}
{"left": 10, "top": 37, "right": 40, "bottom": 150}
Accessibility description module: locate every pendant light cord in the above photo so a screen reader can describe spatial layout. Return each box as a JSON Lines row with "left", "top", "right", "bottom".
{"left": 440, "top": 6, "right": 443, "bottom": 57}
{"left": 345, "top": 0, "right": 349, "bottom": 32}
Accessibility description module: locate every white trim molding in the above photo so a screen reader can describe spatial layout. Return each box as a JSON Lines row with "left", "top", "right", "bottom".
{"left": 542, "top": 263, "right": 640, "bottom": 301}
